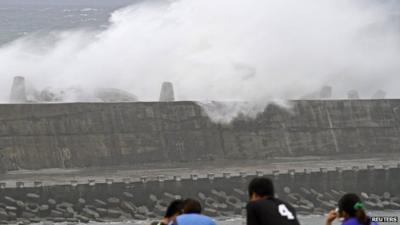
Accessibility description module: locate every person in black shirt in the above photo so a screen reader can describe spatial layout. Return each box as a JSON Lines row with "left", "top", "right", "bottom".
{"left": 150, "top": 199, "right": 184, "bottom": 225}
{"left": 246, "top": 177, "right": 301, "bottom": 225}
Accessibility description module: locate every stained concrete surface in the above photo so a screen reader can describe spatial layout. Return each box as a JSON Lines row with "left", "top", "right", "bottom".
{"left": 0, "top": 153, "right": 398, "bottom": 187}
{"left": 1, "top": 100, "right": 400, "bottom": 171}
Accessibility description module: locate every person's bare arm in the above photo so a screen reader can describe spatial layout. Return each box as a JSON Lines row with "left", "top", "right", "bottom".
{"left": 325, "top": 210, "right": 338, "bottom": 225}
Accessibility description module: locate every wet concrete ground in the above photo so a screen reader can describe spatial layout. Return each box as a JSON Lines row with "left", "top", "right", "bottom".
{"left": 1, "top": 153, "right": 399, "bottom": 187}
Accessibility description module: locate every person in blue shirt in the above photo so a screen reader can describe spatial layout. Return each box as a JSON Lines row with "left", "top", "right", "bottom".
{"left": 170, "top": 198, "right": 217, "bottom": 225}
{"left": 326, "top": 193, "right": 379, "bottom": 225}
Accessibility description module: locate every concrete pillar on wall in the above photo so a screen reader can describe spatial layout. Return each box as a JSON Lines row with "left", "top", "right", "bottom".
{"left": 320, "top": 168, "right": 328, "bottom": 192}
{"left": 239, "top": 172, "right": 247, "bottom": 190}
{"left": 71, "top": 180, "right": 78, "bottom": 188}
{"left": 174, "top": 175, "right": 182, "bottom": 189}
{"left": 303, "top": 169, "right": 311, "bottom": 189}
{"left": 157, "top": 175, "right": 165, "bottom": 189}
{"left": 157, "top": 175, "right": 165, "bottom": 182}
{"left": 159, "top": 82, "right": 175, "bottom": 102}
{"left": 320, "top": 86, "right": 332, "bottom": 99}
{"left": 288, "top": 169, "right": 295, "bottom": 188}
{"left": 367, "top": 165, "right": 375, "bottom": 193}
{"left": 271, "top": 170, "right": 280, "bottom": 194}
{"left": 272, "top": 170, "right": 279, "bottom": 188}
{"left": 174, "top": 175, "right": 181, "bottom": 182}
{"left": 383, "top": 165, "right": 390, "bottom": 192}
{"left": 123, "top": 178, "right": 134, "bottom": 189}
{"left": 336, "top": 167, "right": 343, "bottom": 191}
{"left": 190, "top": 174, "right": 198, "bottom": 181}
{"left": 105, "top": 178, "right": 114, "bottom": 194}
{"left": 190, "top": 174, "right": 198, "bottom": 198}
{"left": 394, "top": 166, "right": 400, "bottom": 195}
{"left": 106, "top": 179, "right": 114, "bottom": 185}
{"left": 9, "top": 76, "right": 27, "bottom": 103}
{"left": 172, "top": 175, "right": 185, "bottom": 196}
{"left": 16, "top": 181, "right": 24, "bottom": 188}
{"left": 347, "top": 90, "right": 360, "bottom": 99}
{"left": 34, "top": 181, "right": 42, "bottom": 188}
{"left": 122, "top": 178, "right": 131, "bottom": 184}
{"left": 140, "top": 177, "right": 148, "bottom": 193}
{"left": 372, "top": 90, "right": 386, "bottom": 99}
{"left": 88, "top": 179, "right": 95, "bottom": 187}
{"left": 223, "top": 173, "right": 231, "bottom": 179}
{"left": 352, "top": 166, "right": 359, "bottom": 191}
{"left": 207, "top": 173, "right": 215, "bottom": 183}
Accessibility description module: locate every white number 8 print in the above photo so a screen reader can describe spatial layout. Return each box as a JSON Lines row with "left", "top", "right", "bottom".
{"left": 278, "top": 204, "right": 295, "bottom": 220}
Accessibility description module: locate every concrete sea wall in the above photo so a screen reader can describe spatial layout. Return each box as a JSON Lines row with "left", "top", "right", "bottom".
{"left": 0, "top": 102, "right": 223, "bottom": 170}
{"left": 0, "top": 165, "right": 399, "bottom": 223}
{"left": 224, "top": 99, "right": 400, "bottom": 158}
{"left": 1, "top": 100, "right": 400, "bottom": 170}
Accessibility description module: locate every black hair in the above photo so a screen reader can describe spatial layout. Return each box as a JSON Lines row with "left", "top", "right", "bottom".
{"left": 248, "top": 177, "right": 275, "bottom": 198}
{"left": 182, "top": 198, "right": 202, "bottom": 214}
{"left": 164, "top": 199, "right": 184, "bottom": 218}
{"left": 338, "top": 193, "right": 371, "bottom": 225}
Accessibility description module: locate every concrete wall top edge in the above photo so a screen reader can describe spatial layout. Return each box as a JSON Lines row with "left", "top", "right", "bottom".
{"left": 1, "top": 165, "right": 398, "bottom": 189}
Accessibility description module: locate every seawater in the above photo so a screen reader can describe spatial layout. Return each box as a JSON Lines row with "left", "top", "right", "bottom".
{"left": 0, "top": 0, "right": 139, "bottom": 44}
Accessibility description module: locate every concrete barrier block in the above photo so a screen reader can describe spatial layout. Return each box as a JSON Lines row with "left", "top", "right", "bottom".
{"left": 140, "top": 177, "right": 147, "bottom": 183}
{"left": 157, "top": 175, "right": 165, "bottom": 182}
{"left": 239, "top": 172, "right": 247, "bottom": 178}
{"left": 88, "top": 179, "right": 95, "bottom": 186}
{"left": 174, "top": 175, "right": 182, "bottom": 182}
{"left": 272, "top": 170, "right": 279, "bottom": 176}
{"left": 207, "top": 173, "right": 215, "bottom": 180}
{"left": 320, "top": 168, "right": 327, "bottom": 173}
{"left": 159, "top": 81, "right": 175, "bottom": 102}
{"left": 34, "top": 181, "right": 42, "bottom": 188}
{"left": 382, "top": 165, "right": 390, "bottom": 170}
{"left": 9, "top": 76, "right": 27, "bottom": 103}
{"left": 191, "top": 174, "right": 198, "bottom": 181}
{"left": 352, "top": 166, "right": 359, "bottom": 171}
{"left": 256, "top": 170, "right": 264, "bottom": 177}
{"left": 106, "top": 179, "right": 114, "bottom": 185}
{"left": 223, "top": 172, "right": 231, "bottom": 179}
{"left": 122, "top": 178, "right": 131, "bottom": 184}
{"left": 288, "top": 169, "right": 295, "bottom": 176}
{"left": 16, "top": 182, "right": 24, "bottom": 188}
{"left": 0, "top": 183, "right": 6, "bottom": 189}
{"left": 367, "top": 165, "right": 375, "bottom": 170}
{"left": 70, "top": 180, "right": 78, "bottom": 187}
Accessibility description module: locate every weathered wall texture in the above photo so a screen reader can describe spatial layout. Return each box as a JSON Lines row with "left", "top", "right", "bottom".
{"left": 0, "top": 100, "right": 399, "bottom": 170}
{"left": 223, "top": 100, "right": 400, "bottom": 158}
{"left": 0, "top": 102, "right": 223, "bottom": 170}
